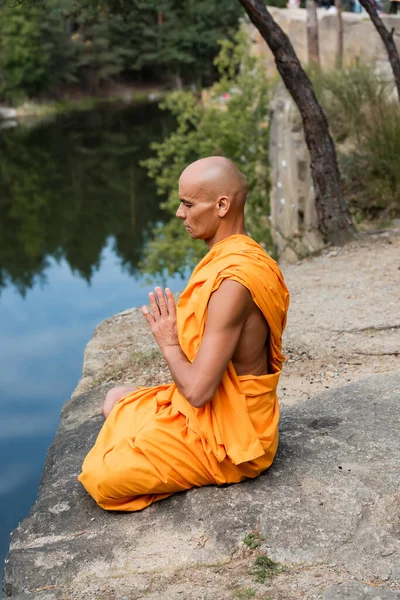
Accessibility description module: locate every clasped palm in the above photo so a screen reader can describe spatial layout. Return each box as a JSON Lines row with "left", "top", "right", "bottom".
{"left": 142, "top": 287, "right": 180, "bottom": 351}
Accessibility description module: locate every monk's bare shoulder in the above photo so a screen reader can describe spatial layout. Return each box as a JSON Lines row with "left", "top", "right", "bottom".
{"left": 207, "top": 279, "right": 253, "bottom": 328}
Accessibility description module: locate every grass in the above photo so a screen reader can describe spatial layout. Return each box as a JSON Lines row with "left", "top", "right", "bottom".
{"left": 234, "top": 588, "right": 256, "bottom": 599}
{"left": 309, "top": 63, "right": 400, "bottom": 223}
{"left": 250, "top": 555, "right": 283, "bottom": 584}
{"left": 88, "top": 347, "right": 163, "bottom": 389}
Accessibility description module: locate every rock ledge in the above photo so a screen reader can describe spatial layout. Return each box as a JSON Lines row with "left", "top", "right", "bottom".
{"left": 3, "top": 369, "right": 400, "bottom": 599}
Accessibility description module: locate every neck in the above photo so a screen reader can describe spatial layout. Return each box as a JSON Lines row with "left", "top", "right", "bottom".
{"left": 205, "top": 221, "right": 247, "bottom": 249}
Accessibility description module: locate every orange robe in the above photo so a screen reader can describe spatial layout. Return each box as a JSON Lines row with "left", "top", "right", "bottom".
{"left": 78, "top": 234, "right": 289, "bottom": 511}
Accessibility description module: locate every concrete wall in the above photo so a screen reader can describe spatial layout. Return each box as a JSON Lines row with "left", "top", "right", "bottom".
{"left": 253, "top": 8, "right": 400, "bottom": 261}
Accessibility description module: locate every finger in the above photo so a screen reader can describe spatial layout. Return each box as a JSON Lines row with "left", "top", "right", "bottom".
{"left": 155, "top": 287, "right": 168, "bottom": 316}
{"left": 148, "top": 292, "right": 160, "bottom": 319}
{"left": 165, "top": 288, "right": 176, "bottom": 317}
{"left": 141, "top": 305, "right": 155, "bottom": 326}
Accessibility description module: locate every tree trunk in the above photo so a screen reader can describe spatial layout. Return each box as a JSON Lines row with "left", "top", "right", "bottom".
{"left": 306, "top": 0, "right": 320, "bottom": 66}
{"left": 239, "top": 0, "right": 355, "bottom": 245}
{"left": 358, "top": 0, "right": 400, "bottom": 101}
{"left": 335, "top": 0, "right": 343, "bottom": 69}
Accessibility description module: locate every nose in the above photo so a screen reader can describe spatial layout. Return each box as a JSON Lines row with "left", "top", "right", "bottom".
{"left": 176, "top": 203, "right": 185, "bottom": 219}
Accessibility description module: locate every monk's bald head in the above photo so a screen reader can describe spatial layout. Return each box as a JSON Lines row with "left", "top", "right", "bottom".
{"left": 179, "top": 156, "right": 248, "bottom": 209}
{"left": 177, "top": 156, "right": 248, "bottom": 244}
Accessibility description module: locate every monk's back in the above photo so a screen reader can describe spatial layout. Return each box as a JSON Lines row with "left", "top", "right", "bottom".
{"left": 232, "top": 302, "right": 269, "bottom": 376}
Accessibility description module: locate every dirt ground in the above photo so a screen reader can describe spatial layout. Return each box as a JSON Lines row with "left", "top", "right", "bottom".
{"left": 279, "top": 227, "right": 400, "bottom": 407}
{"left": 75, "top": 226, "right": 400, "bottom": 409}
{"left": 69, "top": 228, "right": 400, "bottom": 600}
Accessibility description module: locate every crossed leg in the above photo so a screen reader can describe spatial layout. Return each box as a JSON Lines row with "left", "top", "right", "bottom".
{"left": 102, "top": 385, "right": 138, "bottom": 419}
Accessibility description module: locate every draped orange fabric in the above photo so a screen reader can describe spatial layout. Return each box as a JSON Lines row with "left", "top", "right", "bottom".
{"left": 78, "top": 234, "right": 289, "bottom": 510}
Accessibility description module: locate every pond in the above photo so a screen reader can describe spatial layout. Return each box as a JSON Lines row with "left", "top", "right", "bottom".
{"left": 0, "top": 102, "right": 184, "bottom": 589}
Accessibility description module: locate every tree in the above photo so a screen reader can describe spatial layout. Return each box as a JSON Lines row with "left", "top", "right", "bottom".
{"left": 124, "top": 0, "right": 243, "bottom": 87}
{"left": 335, "top": 0, "right": 343, "bottom": 69}
{"left": 306, "top": 0, "right": 320, "bottom": 66}
{"left": 0, "top": 0, "right": 243, "bottom": 100}
{"left": 239, "top": 0, "right": 355, "bottom": 245}
{"left": 0, "top": 0, "right": 77, "bottom": 102}
{"left": 357, "top": 0, "right": 400, "bottom": 102}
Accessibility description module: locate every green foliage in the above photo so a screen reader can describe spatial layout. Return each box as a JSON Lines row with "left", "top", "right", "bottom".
{"left": 0, "top": 0, "right": 243, "bottom": 102}
{"left": 0, "top": 1, "right": 77, "bottom": 102}
{"left": 243, "top": 532, "right": 265, "bottom": 550}
{"left": 141, "top": 32, "right": 273, "bottom": 280}
{"left": 118, "top": 0, "right": 244, "bottom": 86}
{"left": 340, "top": 103, "right": 400, "bottom": 219}
{"left": 71, "top": 10, "right": 135, "bottom": 88}
{"left": 250, "top": 555, "right": 282, "bottom": 584}
{"left": 311, "top": 63, "right": 393, "bottom": 143}
{"left": 311, "top": 63, "right": 400, "bottom": 222}
{"left": 265, "top": 0, "right": 287, "bottom": 8}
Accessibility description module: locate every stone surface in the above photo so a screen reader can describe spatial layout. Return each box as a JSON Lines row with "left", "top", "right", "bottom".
{"left": 324, "top": 582, "right": 400, "bottom": 599}
{"left": 269, "top": 83, "right": 324, "bottom": 262}
{"left": 3, "top": 372, "right": 400, "bottom": 599}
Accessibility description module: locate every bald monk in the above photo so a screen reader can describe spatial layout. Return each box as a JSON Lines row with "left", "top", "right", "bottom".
{"left": 79, "top": 156, "right": 289, "bottom": 510}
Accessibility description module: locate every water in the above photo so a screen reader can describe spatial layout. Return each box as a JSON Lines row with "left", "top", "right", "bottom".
{"left": 0, "top": 102, "right": 183, "bottom": 588}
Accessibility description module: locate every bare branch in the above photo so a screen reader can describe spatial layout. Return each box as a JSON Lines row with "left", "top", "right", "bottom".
{"left": 358, "top": 0, "right": 400, "bottom": 101}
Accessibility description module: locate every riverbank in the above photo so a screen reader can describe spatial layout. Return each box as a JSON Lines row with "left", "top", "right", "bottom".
{"left": 3, "top": 228, "right": 400, "bottom": 600}
{"left": 0, "top": 82, "right": 168, "bottom": 125}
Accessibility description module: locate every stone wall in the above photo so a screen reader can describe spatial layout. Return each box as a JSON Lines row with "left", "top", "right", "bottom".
{"left": 248, "top": 8, "right": 400, "bottom": 76}
{"left": 250, "top": 8, "right": 400, "bottom": 261}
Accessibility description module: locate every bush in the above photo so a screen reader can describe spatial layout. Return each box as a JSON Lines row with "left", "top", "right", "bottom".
{"left": 140, "top": 31, "right": 273, "bottom": 281}
{"left": 311, "top": 63, "right": 400, "bottom": 222}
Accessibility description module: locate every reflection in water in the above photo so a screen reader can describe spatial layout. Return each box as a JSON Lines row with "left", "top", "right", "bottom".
{"left": 0, "top": 103, "right": 179, "bottom": 590}
{"left": 0, "top": 102, "right": 172, "bottom": 296}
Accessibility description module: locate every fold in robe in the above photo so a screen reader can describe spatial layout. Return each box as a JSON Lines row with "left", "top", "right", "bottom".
{"left": 78, "top": 234, "right": 289, "bottom": 510}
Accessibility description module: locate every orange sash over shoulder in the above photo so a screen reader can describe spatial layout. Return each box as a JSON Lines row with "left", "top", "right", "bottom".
{"left": 79, "top": 235, "right": 289, "bottom": 511}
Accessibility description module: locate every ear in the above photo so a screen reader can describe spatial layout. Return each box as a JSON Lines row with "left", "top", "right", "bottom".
{"left": 216, "top": 196, "right": 230, "bottom": 217}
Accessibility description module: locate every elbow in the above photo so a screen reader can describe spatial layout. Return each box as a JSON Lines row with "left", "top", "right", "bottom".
{"left": 185, "top": 387, "right": 214, "bottom": 409}
{"left": 189, "top": 396, "right": 211, "bottom": 409}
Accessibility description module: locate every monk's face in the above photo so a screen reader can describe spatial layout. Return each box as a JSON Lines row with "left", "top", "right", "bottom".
{"left": 176, "top": 178, "right": 220, "bottom": 241}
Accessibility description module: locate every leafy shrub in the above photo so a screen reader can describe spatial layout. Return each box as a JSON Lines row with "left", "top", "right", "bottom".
{"left": 311, "top": 62, "right": 393, "bottom": 143}
{"left": 140, "top": 31, "right": 273, "bottom": 280}
{"left": 311, "top": 63, "right": 400, "bottom": 222}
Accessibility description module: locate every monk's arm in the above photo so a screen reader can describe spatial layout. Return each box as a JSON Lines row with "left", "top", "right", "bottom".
{"left": 162, "top": 280, "right": 252, "bottom": 408}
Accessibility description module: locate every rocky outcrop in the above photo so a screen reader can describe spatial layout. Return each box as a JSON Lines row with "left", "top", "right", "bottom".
{"left": 3, "top": 233, "right": 400, "bottom": 600}
{"left": 3, "top": 373, "right": 400, "bottom": 598}
{"left": 269, "top": 84, "right": 325, "bottom": 263}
